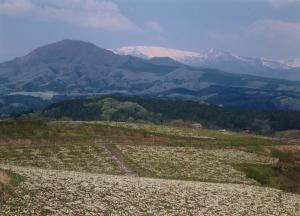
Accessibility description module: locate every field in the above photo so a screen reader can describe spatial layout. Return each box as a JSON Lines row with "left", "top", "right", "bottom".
{"left": 0, "top": 120, "right": 299, "bottom": 215}
{"left": 1, "top": 165, "right": 300, "bottom": 216}
{"left": 115, "top": 145, "right": 275, "bottom": 184}
{"left": 0, "top": 143, "right": 121, "bottom": 174}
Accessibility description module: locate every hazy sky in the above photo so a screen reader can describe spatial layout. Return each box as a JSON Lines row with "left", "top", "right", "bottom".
{"left": 0, "top": 0, "right": 300, "bottom": 62}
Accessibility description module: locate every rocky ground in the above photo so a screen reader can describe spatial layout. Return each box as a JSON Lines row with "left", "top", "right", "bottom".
{"left": 0, "top": 165, "right": 299, "bottom": 216}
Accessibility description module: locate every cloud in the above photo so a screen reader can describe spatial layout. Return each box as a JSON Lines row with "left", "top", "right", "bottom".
{"left": 243, "top": 19, "right": 300, "bottom": 59}
{"left": 0, "top": 0, "right": 33, "bottom": 14}
{"left": 0, "top": 0, "right": 139, "bottom": 31}
{"left": 146, "top": 21, "right": 164, "bottom": 33}
{"left": 268, "top": 0, "right": 300, "bottom": 8}
{"left": 247, "top": 19, "right": 300, "bottom": 39}
{"left": 206, "top": 19, "right": 300, "bottom": 59}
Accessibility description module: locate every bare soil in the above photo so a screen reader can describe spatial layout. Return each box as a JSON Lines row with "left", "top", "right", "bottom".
{"left": 0, "top": 139, "right": 33, "bottom": 146}
{"left": 287, "top": 138, "right": 300, "bottom": 143}
{"left": 0, "top": 171, "right": 10, "bottom": 186}
{"left": 275, "top": 145, "right": 300, "bottom": 154}
{"left": 93, "top": 140, "right": 136, "bottom": 176}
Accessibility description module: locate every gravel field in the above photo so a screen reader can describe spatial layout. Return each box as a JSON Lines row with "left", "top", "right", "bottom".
{"left": 117, "top": 145, "right": 276, "bottom": 184}
{"left": 0, "top": 121, "right": 298, "bottom": 215}
{"left": 0, "top": 143, "right": 121, "bottom": 175}
{"left": 0, "top": 165, "right": 299, "bottom": 216}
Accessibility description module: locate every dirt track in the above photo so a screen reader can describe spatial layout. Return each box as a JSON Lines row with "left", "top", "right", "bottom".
{"left": 93, "top": 141, "right": 136, "bottom": 176}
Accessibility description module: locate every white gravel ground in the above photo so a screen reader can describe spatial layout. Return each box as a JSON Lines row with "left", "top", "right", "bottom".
{"left": 1, "top": 165, "right": 299, "bottom": 216}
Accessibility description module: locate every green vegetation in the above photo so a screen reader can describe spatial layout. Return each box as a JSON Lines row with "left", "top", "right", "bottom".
{"left": 25, "top": 96, "right": 300, "bottom": 134}
{"left": 239, "top": 163, "right": 300, "bottom": 193}
{"left": 99, "top": 121, "right": 283, "bottom": 152}
{"left": 115, "top": 96, "right": 300, "bottom": 133}
{"left": 96, "top": 97, "right": 160, "bottom": 122}
{"left": 39, "top": 97, "right": 160, "bottom": 122}
{"left": 0, "top": 120, "right": 57, "bottom": 139}
{"left": 237, "top": 147, "right": 300, "bottom": 193}
{"left": 116, "top": 145, "right": 275, "bottom": 184}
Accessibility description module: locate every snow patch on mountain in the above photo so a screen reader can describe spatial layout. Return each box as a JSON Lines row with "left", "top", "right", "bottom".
{"left": 114, "top": 46, "right": 201, "bottom": 60}
{"left": 283, "top": 59, "right": 300, "bottom": 68}
{"left": 113, "top": 46, "right": 299, "bottom": 71}
{"left": 260, "top": 57, "right": 290, "bottom": 69}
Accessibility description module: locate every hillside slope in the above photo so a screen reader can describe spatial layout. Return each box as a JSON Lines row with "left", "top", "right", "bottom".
{"left": 1, "top": 40, "right": 300, "bottom": 112}
{"left": 0, "top": 120, "right": 299, "bottom": 215}
{"left": 34, "top": 96, "right": 300, "bottom": 133}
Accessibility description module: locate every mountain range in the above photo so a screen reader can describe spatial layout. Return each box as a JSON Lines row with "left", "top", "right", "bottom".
{"left": 114, "top": 46, "right": 300, "bottom": 81}
{"left": 1, "top": 39, "right": 300, "bottom": 117}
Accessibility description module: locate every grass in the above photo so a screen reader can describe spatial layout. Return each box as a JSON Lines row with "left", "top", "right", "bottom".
{"left": 238, "top": 148, "right": 300, "bottom": 193}
{"left": 0, "top": 120, "right": 286, "bottom": 151}
{"left": 237, "top": 163, "right": 300, "bottom": 193}
{"left": 98, "top": 121, "right": 284, "bottom": 152}
{"left": 115, "top": 145, "right": 276, "bottom": 184}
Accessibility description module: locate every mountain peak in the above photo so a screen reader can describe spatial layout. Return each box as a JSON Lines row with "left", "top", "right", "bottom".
{"left": 1, "top": 40, "right": 300, "bottom": 113}
{"left": 19, "top": 39, "right": 118, "bottom": 65}
{"left": 113, "top": 45, "right": 300, "bottom": 80}
{"left": 30, "top": 39, "right": 111, "bottom": 56}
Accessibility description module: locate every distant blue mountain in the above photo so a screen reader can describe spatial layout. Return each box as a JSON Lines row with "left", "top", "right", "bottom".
{"left": 1, "top": 39, "right": 300, "bottom": 116}
{"left": 114, "top": 46, "right": 300, "bottom": 81}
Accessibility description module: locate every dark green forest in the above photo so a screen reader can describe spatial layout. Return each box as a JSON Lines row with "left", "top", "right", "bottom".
{"left": 25, "top": 96, "right": 300, "bottom": 134}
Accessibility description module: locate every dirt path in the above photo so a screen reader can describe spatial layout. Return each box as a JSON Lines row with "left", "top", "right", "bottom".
{"left": 93, "top": 141, "right": 136, "bottom": 176}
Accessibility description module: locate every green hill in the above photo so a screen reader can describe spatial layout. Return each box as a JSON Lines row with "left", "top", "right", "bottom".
{"left": 28, "top": 96, "right": 300, "bottom": 134}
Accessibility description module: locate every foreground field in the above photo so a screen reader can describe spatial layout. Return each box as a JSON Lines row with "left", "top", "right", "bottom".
{"left": 0, "top": 143, "right": 121, "bottom": 174}
{"left": 0, "top": 120, "right": 299, "bottom": 215}
{"left": 116, "top": 145, "right": 275, "bottom": 184}
{"left": 0, "top": 165, "right": 299, "bottom": 216}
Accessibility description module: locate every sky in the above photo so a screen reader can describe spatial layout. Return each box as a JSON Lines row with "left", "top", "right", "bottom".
{"left": 0, "top": 0, "right": 300, "bottom": 62}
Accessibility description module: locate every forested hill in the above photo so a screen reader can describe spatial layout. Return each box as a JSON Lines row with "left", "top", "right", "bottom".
{"left": 28, "top": 96, "right": 300, "bottom": 134}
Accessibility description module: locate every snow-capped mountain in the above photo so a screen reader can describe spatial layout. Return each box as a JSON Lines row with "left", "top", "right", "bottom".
{"left": 284, "top": 59, "right": 300, "bottom": 68}
{"left": 2, "top": 39, "right": 300, "bottom": 114}
{"left": 113, "top": 46, "right": 300, "bottom": 81}
{"left": 113, "top": 46, "right": 201, "bottom": 61}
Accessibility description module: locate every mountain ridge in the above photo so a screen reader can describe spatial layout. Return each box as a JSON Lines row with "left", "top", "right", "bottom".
{"left": 1, "top": 39, "right": 300, "bottom": 115}
{"left": 113, "top": 45, "right": 300, "bottom": 81}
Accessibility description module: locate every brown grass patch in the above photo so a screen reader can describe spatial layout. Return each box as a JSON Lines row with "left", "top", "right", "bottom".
{"left": 0, "top": 139, "right": 33, "bottom": 146}
{"left": 287, "top": 138, "right": 300, "bottom": 143}
{"left": 0, "top": 170, "right": 12, "bottom": 203}
{"left": 284, "top": 130, "right": 300, "bottom": 135}
{"left": 275, "top": 145, "right": 300, "bottom": 154}
{"left": 0, "top": 171, "right": 10, "bottom": 186}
